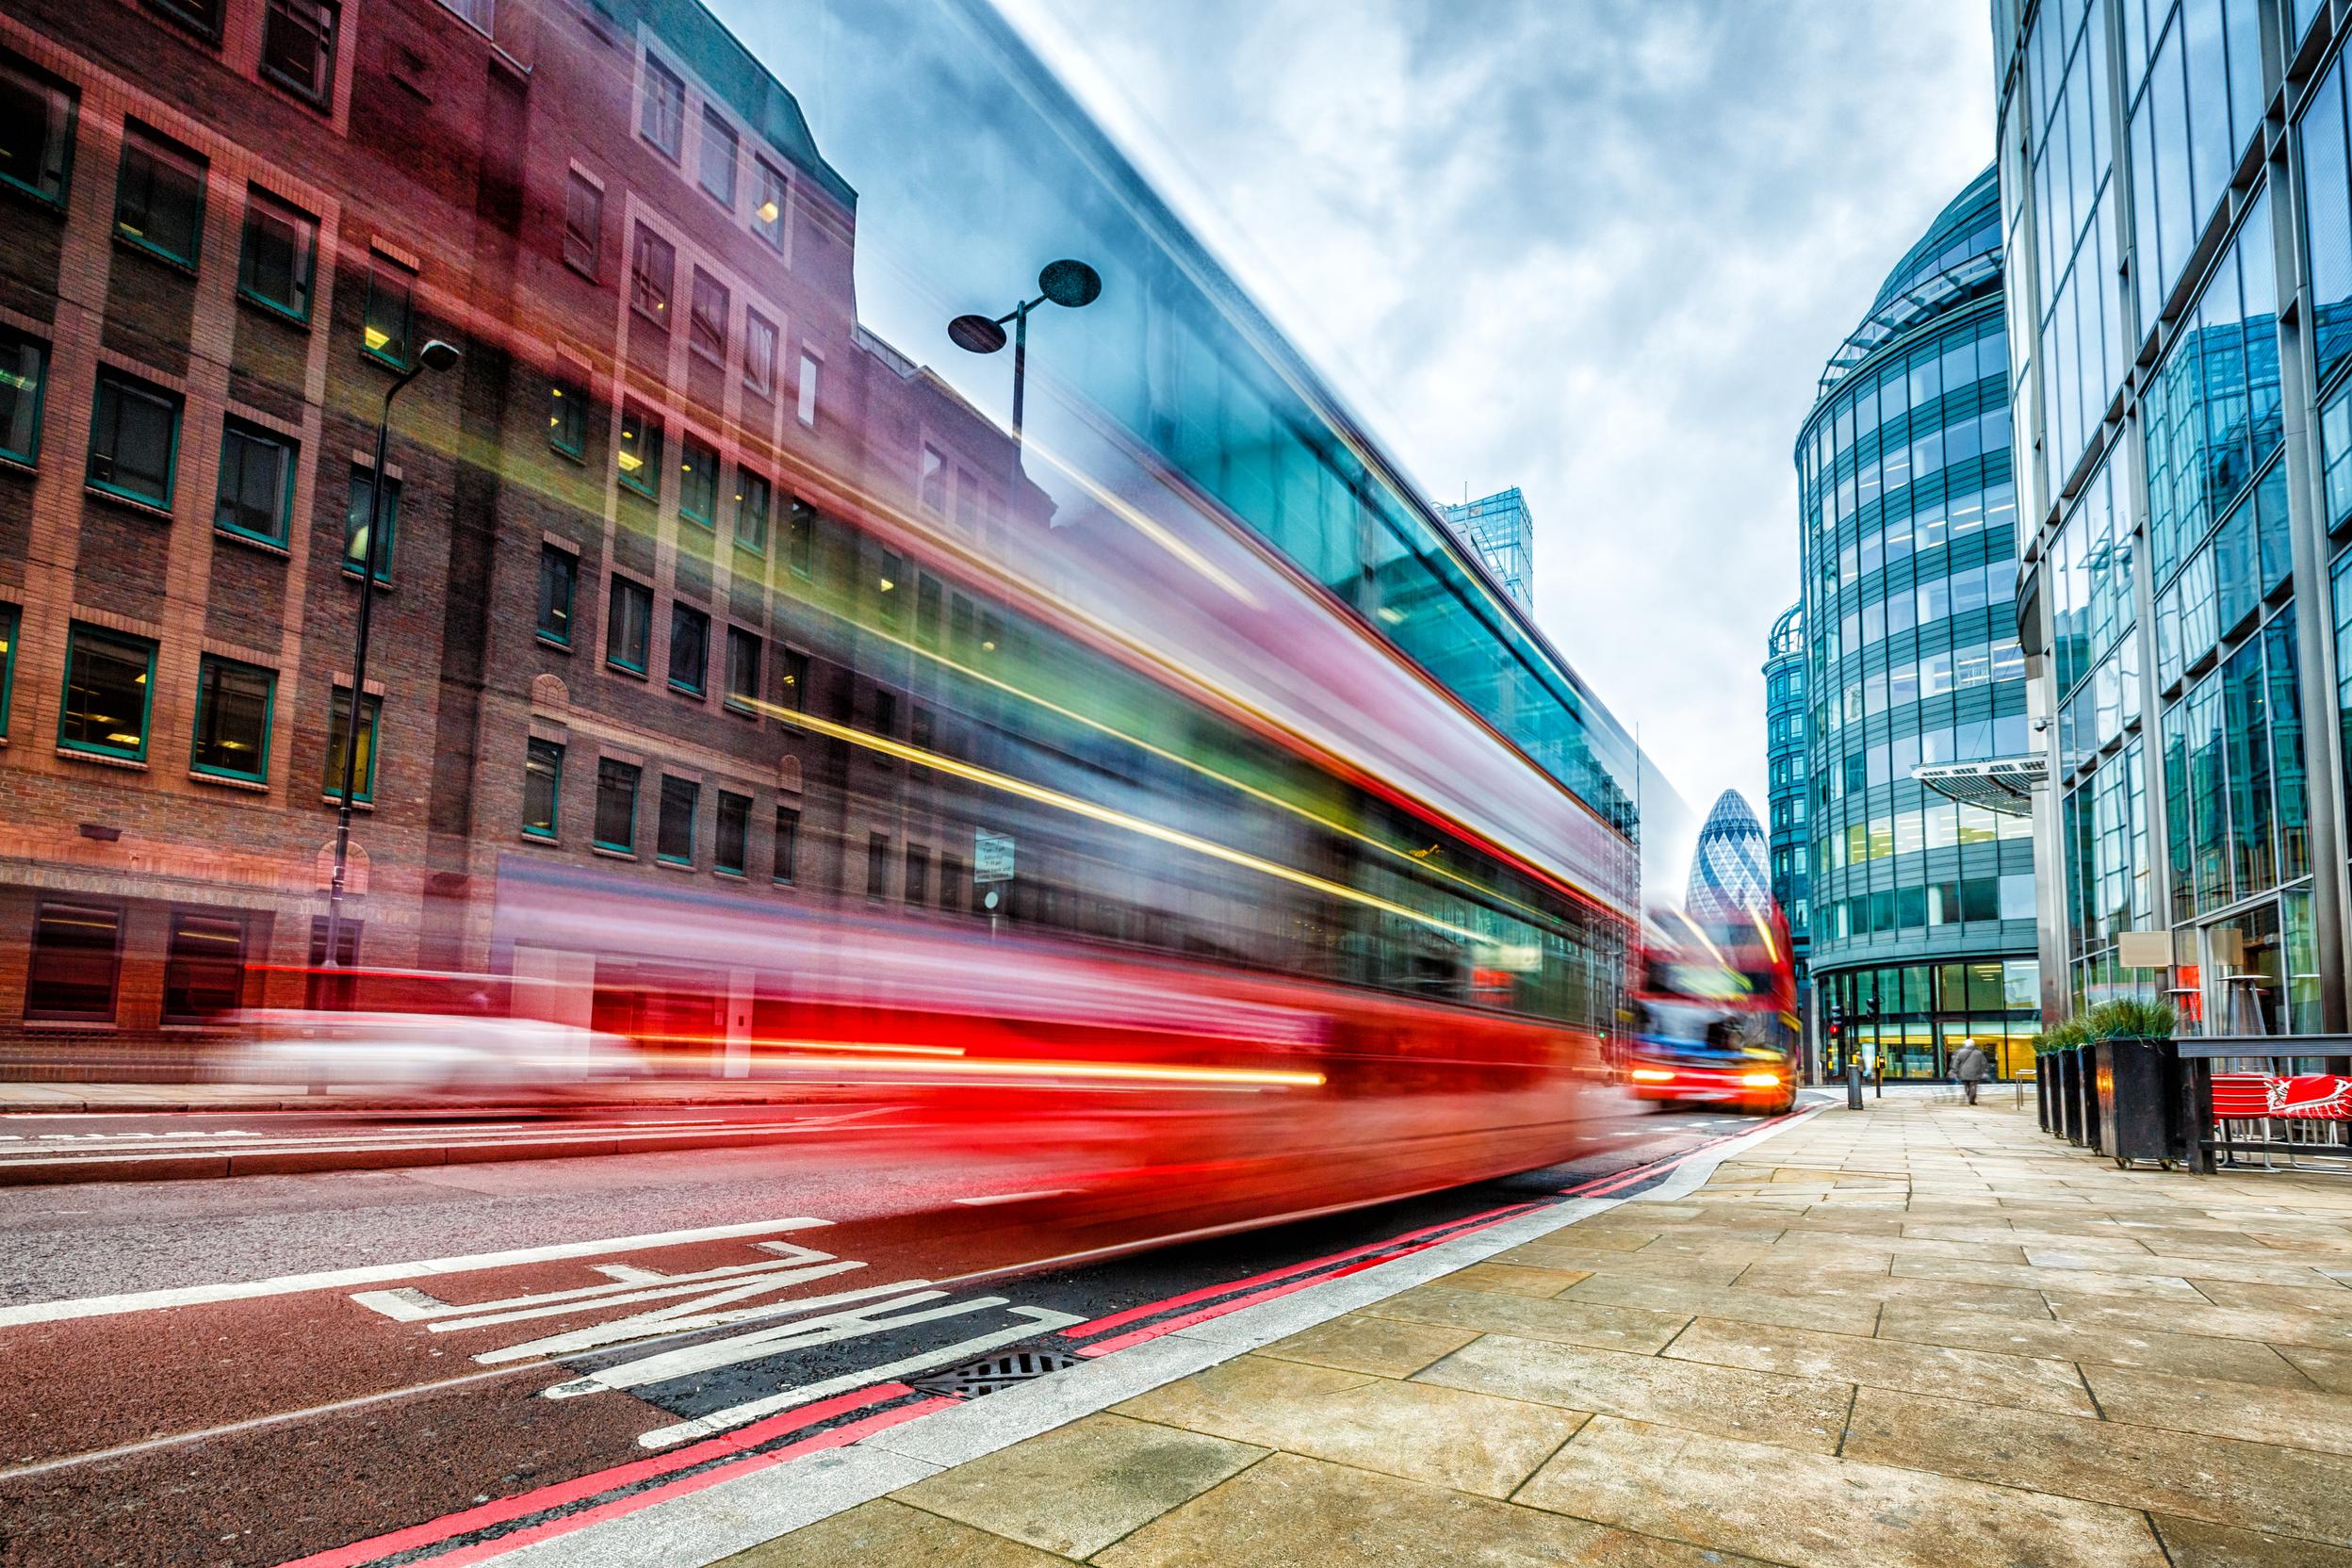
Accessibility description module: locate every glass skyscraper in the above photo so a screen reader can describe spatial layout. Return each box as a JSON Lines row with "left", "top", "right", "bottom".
{"left": 1764, "top": 603, "right": 1811, "bottom": 984}
{"left": 1795, "top": 169, "right": 2043, "bottom": 1079}
{"left": 1440, "top": 487, "right": 1536, "bottom": 611}
{"left": 1993, "top": 0, "right": 2345, "bottom": 1041}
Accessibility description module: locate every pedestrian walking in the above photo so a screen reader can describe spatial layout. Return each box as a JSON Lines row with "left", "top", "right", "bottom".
{"left": 1949, "top": 1039, "right": 1991, "bottom": 1105}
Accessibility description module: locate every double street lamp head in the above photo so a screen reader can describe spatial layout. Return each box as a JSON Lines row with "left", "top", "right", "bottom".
{"left": 417, "top": 338, "right": 464, "bottom": 375}
{"left": 948, "top": 258, "right": 1102, "bottom": 357}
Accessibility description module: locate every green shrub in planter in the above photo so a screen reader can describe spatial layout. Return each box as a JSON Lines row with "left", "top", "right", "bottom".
{"left": 2082, "top": 997, "right": 2177, "bottom": 1041}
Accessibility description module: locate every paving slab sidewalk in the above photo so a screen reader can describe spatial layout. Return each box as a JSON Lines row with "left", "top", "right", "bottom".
{"left": 717, "top": 1093, "right": 2352, "bottom": 1568}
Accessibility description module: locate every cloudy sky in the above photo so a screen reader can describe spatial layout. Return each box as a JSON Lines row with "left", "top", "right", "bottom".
{"left": 991, "top": 0, "right": 1997, "bottom": 834}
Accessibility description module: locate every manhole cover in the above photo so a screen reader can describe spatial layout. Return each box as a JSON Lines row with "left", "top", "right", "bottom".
{"left": 908, "top": 1344, "right": 1083, "bottom": 1397}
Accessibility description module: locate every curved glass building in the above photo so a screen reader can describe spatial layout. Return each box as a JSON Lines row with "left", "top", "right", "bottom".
{"left": 1763, "top": 603, "right": 1810, "bottom": 983}
{"left": 1794, "top": 168, "right": 2041, "bottom": 1079}
{"left": 1686, "top": 792, "right": 1771, "bottom": 920}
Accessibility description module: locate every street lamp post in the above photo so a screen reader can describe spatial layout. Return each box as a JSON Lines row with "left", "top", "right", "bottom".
{"left": 947, "top": 258, "right": 1102, "bottom": 451}
{"left": 322, "top": 338, "right": 461, "bottom": 993}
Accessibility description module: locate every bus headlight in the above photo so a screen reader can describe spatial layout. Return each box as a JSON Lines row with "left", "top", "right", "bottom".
{"left": 1738, "top": 1071, "right": 1780, "bottom": 1088}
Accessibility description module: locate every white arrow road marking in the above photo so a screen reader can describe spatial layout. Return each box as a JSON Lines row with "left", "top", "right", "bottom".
{"left": 468, "top": 1274, "right": 939, "bottom": 1365}
{"left": 540, "top": 1289, "right": 986, "bottom": 1396}
{"left": 0, "top": 1217, "right": 830, "bottom": 1328}
{"left": 630, "top": 1303, "right": 1086, "bottom": 1450}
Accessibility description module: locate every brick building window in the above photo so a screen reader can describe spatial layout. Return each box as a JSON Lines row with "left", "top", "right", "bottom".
{"left": 743, "top": 310, "right": 777, "bottom": 398}
{"left": 594, "top": 758, "right": 639, "bottom": 852}
{"left": 562, "top": 170, "right": 601, "bottom": 279}
{"left": 753, "top": 160, "right": 786, "bottom": 249}
{"left": 796, "top": 351, "right": 820, "bottom": 427}
{"left": 87, "top": 368, "right": 181, "bottom": 509}
{"left": 361, "top": 254, "right": 416, "bottom": 366}
{"left": 114, "top": 122, "right": 207, "bottom": 269}
{"left": 786, "top": 498, "right": 814, "bottom": 575}
{"left": 343, "top": 467, "right": 398, "bottom": 583}
{"left": 58, "top": 623, "right": 155, "bottom": 761}
{"left": 715, "top": 790, "right": 749, "bottom": 875}
{"left": 0, "top": 50, "right": 77, "bottom": 207}
{"left": 616, "top": 404, "right": 661, "bottom": 497}
{"left": 905, "top": 843, "right": 929, "bottom": 906}
{"left": 698, "top": 107, "right": 737, "bottom": 208}
{"left": 438, "top": 0, "right": 494, "bottom": 36}
{"left": 215, "top": 419, "right": 294, "bottom": 544}
{"left": 0, "top": 602, "right": 16, "bottom": 739}
{"left": 0, "top": 332, "right": 46, "bottom": 466}
{"left": 162, "top": 910, "right": 246, "bottom": 1022}
{"left": 323, "top": 687, "right": 380, "bottom": 802}
{"left": 688, "top": 270, "right": 727, "bottom": 361}
{"left": 865, "top": 831, "right": 890, "bottom": 901}
{"left": 262, "top": 0, "right": 338, "bottom": 106}
{"left": 606, "top": 576, "right": 651, "bottom": 673}
{"left": 657, "top": 776, "right": 697, "bottom": 865}
{"left": 667, "top": 602, "right": 709, "bottom": 695}
{"left": 725, "top": 626, "right": 759, "bottom": 712}
{"left": 735, "top": 470, "right": 770, "bottom": 554}
{"left": 547, "top": 378, "right": 584, "bottom": 459}
{"left": 777, "top": 646, "right": 808, "bottom": 710}
{"left": 146, "top": 0, "right": 224, "bottom": 38}
{"left": 238, "top": 188, "right": 317, "bottom": 320}
{"left": 522, "top": 737, "right": 562, "bottom": 841}
{"left": 629, "top": 224, "right": 673, "bottom": 322}
{"left": 24, "top": 902, "right": 122, "bottom": 1022}
{"left": 773, "top": 805, "right": 799, "bottom": 884}
{"left": 190, "top": 654, "right": 274, "bottom": 781}
{"left": 678, "top": 435, "right": 718, "bottom": 525}
{"left": 920, "top": 445, "right": 946, "bottom": 513}
{"left": 536, "top": 544, "right": 577, "bottom": 645}
{"left": 639, "top": 56, "right": 684, "bottom": 161}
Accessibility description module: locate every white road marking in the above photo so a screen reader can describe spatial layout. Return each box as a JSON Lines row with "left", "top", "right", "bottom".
{"left": 632, "top": 1304, "right": 1086, "bottom": 1450}
{"left": 543, "top": 1290, "right": 995, "bottom": 1399}
{"left": 0, "top": 1217, "right": 831, "bottom": 1328}
{"left": 952, "top": 1189, "right": 1077, "bottom": 1206}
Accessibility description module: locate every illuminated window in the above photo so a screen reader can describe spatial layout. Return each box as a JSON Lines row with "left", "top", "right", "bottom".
{"left": 595, "top": 758, "right": 639, "bottom": 853}
{"left": 342, "top": 467, "right": 399, "bottom": 583}
{"left": 639, "top": 56, "right": 684, "bottom": 161}
{"left": 715, "top": 790, "right": 750, "bottom": 874}
{"left": 0, "top": 48, "right": 78, "bottom": 206}
{"left": 322, "top": 687, "right": 381, "bottom": 803}
{"left": 688, "top": 270, "right": 727, "bottom": 360}
{"left": 536, "top": 544, "right": 576, "bottom": 645}
{"left": 522, "top": 737, "right": 562, "bottom": 841}
{"left": 113, "top": 123, "right": 206, "bottom": 268}
{"left": 657, "top": 775, "right": 697, "bottom": 865}
{"left": 361, "top": 254, "right": 416, "bottom": 366}
{"left": 260, "top": 0, "right": 339, "bottom": 106}
{"left": 238, "top": 188, "right": 317, "bottom": 320}
{"left": 59, "top": 624, "right": 155, "bottom": 761}
{"left": 667, "top": 602, "right": 709, "bottom": 695}
{"left": 698, "top": 106, "right": 737, "bottom": 207}
{"left": 547, "top": 378, "right": 584, "bottom": 459}
{"left": 777, "top": 646, "right": 808, "bottom": 711}
{"left": 753, "top": 160, "right": 786, "bottom": 250}
{"left": 630, "top": 224, "right": 674, "bottom": 322}
{"left": 785, "top": 497, "right": 814, "bottom": 575}
{"left": 0, "top": 601, "right": 15, "bottom": 739}
{"left": 616, "top": 403, "right": 662, "bottom": 497}
{"left": 562, "top": 171, "right": 601, "bottom": 279}
{"left": 0, "top": 332, "right": 46, "bottom": 465}
{"left": 190, "top": 655, "right": 274, "bottom": 782}
{"left": 25, "top": 902, "right": 122, "bottom": 1022}
{"left": 215, "top": 419, "right": 294, "bottom": 545}
{"left": 87, "top": 368, "right": 181, "bottom": 509}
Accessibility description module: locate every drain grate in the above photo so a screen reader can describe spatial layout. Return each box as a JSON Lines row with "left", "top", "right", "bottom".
{"left": 909, "top": 1344, "right": 1083, "bottom": 1397}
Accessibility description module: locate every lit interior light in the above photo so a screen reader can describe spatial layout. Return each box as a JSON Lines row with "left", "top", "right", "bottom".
{"left": 877, "top": 577, "right": 895, "bottom": 592}
{"left": 551, "top": 387, "right": 564, "bottom": 398}
{"left": 758, "top": 200, "right": 780, "bottom": 222}
{"left": 617, "top": 452, "right": 643, "bottom": 472}
{"left": 1630, "top": 1068, "right": 1674, "bottom": 1083}
{"left": 106, "top": 732, "right": 140, "bottom": 746}
{"left": 365, "top": 327, "right": 389, "bottom": 351}
{"left": 1375, "top": 607, "right": 1405, "bottom": 624}
{"left": 1739, "top": 1071, "right": 1781, "bottom": 1088}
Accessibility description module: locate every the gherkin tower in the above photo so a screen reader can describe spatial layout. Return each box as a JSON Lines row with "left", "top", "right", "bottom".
{"left": 1685, "top": 791, "right": 1771, "bottom": 920}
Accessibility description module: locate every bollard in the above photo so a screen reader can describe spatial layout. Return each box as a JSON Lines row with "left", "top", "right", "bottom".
{"left": 1874, "top": 1060, "right": 1884, "bottom": 1099}
{"left": 1845, "top": 1055, "right": 1863, "bottom": 1111}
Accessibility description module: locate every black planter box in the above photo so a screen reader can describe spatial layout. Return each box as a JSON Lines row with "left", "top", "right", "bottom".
{"left": 2058, "top": 1049, "right": 2084, "bottom": 1144}
{"left": 2077, "top": 1046, "right": 2103, "bottom": 1152}
{"left": 2035, "top": 1063, "right": 2053, "bottom": 1132}
{"left": 2094, "top": 1036, "right": 2182, "bottom": 1168}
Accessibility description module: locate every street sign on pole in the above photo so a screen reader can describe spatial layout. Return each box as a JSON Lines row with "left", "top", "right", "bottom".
{"left": 974, "top": 830, "right": 1015, "bottom": 884}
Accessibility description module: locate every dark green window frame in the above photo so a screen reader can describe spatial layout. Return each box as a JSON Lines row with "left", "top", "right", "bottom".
{"left": 58, "top": 622, "right": 156, "bottom": 761}
{"left": 725, "top": 624, "right": 760, "bottom": 712}
{"left": 0, "top": 49, "right": 78, "bottom": 209}
{"left": 87, "top": 368, "right": 182, "bottom": 510}
{"left": 537, "top": 543, "right": 578, "bottom": 646}
{"left": 678, "top": 434, "right": 718, "bottom": 526}
{"left": 548, "top": 378, "right": 585, "bottom": 459}
{"left": 0, "top": 601, "right": 16, "bottom": 739}
{"left": 715, "top": 789, "right": 750, "bottom": 875}
{"left": 237, "top": 186, "right": 317, "bottom": 322}
{"left": 617, "top": 403, "right": 662, "bottom": 498}
{"left": 0, "top": 331, "right": 46, "bottom": 466}
{"left": 342, "top": 466, "right": 398, "bottom": 584}
{"left": 606, "top": 575, "right": 652, "bottom": 674}
{"left": 322, "top": 686, "right": 381, "bottom": 803}
{"left": 214, "top": 417, "right": 296, "bottom": 545}
{"left": 523, "top": 737, "right": 563, "bottom": 841}
{"left": 113, "top": 121, "right": 207, "bottom": 269}
{"left": 594, "top": 757, "right": 640, "bottom": 853}
{"left": 667, "top": 601, "right": 709, "bottom": 696}
{"left": 735, "top": 469, "right": 771, "bottom": 554}
{"left": 773, "top": 804, "right": 799, "bottom": 884}
{"left": 189, "top": 653, "right": 275, "bottom": 782}
{"left": 656, "top": 774, "right": 697, "bottom": 866}
{"left": 361, "top": 254, "right": 416, "bottom": 368}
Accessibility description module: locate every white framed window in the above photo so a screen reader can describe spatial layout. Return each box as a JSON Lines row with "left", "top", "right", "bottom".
{"left": 639, "top": 55, "right": 684, "bottom": 161}
{"left": 698, "top": 106, "right": 738, "bottom": 208}
{"left": 796, "top": 351, "right": 819, "bottom": 427}
{"left": 743, "top": 309, "right": 777, "bottom": 396}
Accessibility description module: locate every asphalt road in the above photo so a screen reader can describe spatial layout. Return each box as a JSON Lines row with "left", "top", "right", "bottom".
{"left": 0, "top": 1097, "right": 1807, "bottom": 1567}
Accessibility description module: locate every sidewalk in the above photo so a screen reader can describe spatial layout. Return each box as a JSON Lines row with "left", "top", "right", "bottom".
{"left": 719, "top": 1094, "right": 2352, "bottom": 1568}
